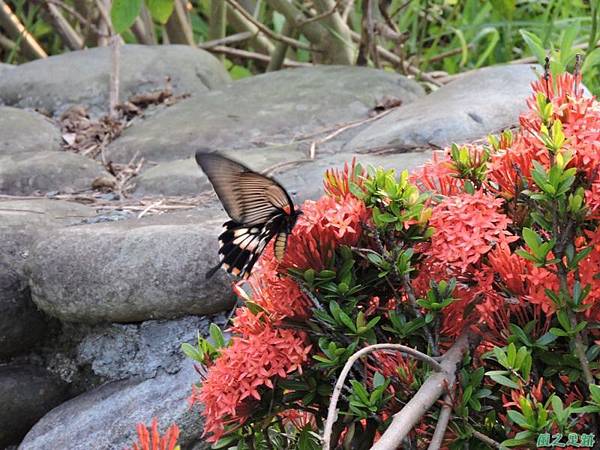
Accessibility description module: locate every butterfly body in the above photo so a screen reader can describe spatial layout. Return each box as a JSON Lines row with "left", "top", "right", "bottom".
{"left": 196, "top": 152, "right": 300, "bottom": 279}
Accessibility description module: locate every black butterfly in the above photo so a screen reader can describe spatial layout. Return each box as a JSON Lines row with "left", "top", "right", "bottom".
{"left": 196, "top": 152, "right": 301, "bottom": 279}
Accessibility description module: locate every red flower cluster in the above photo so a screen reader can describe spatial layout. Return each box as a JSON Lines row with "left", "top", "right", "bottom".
{"left": 193, "top": 189, "right": 368, "bottom": 442}
{"left": 125, "top": 418, "right": 179, "bottom": 450}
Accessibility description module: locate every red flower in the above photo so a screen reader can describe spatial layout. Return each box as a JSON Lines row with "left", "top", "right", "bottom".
{"left": 425, "top": 190, "right": 517, "bottom": 273}
{"left": 125, "top": 418, "right": 180, "bottom": 450}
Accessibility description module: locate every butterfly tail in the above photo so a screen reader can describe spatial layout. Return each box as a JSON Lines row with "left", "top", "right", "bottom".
{"left": 205, "top": 262, "right": 223, "bottom": 279}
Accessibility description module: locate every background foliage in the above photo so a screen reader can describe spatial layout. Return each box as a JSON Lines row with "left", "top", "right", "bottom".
{"left": 1, "top": 0, "right": 599, "bottom": 93}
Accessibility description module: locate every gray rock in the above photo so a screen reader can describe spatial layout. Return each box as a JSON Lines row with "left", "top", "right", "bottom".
{"left": 0, "top": 200, "right": 97, "bottom": 358}
{"left": 27, "top": 208, "right": 235, "bottom": 323}
{"left": 347, "top": 64, "right": 539, "bottom": 151}
{"left": 134, "top": 144, "right": 307, "bottom": 197}
{"left": 0, "top": 151, "right": 112, "bottom": 195}
{"left": 133, "top": 144, "right": 432, "bottom": 202}
{"left": 106, "top": 66, "right": 425, "bottom": 163}
{"left": 76, "top": 315, "right": 218, "bottom": 381}
{"left": 0, "top": 107, "right": 62, "bottom": 155}
{"left": 0, "top": 262, "right": 46, "bottom": 359}
{"left": 0, "top": 63, "right": 14, "bottom": 76}
{"left": 0, "top": 365, "right": 67, "bottom": 448}
{"left": 0, "top": 45, "right": 230, "bottom": 117}
{"left": 19, "top": 361, "right": 204, "bottom": 450}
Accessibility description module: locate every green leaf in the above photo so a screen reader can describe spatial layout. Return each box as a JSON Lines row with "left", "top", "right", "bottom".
{"left": 111, "top": 0, "right": 142, "bottom": 34}
{"left": 582, "top": 47, "right": 600, "bottom": 74}
{"left": 487, "top": 372, "right": 519, "bottom": 389}
{"left": 519, "top": 29, "right": 547, "bottom": 63}
{"left": 181, "top": 342, "right": 203, "bottom": 362}
{"left": 209, "top": 323, "right": 226, "bottom": 348}
{"left": 145, "top": 0, "right": 174, "bottom": 23}
{"left": 507, "top": 410, "right": 529, "bottom": 428}
{"left": 535, "top": 332, "right": 558, "bottom": 347}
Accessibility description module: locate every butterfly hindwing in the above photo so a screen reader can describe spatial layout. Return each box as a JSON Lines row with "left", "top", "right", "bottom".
{"left": 215, "top": 220, "right": 275, "bottom": 279}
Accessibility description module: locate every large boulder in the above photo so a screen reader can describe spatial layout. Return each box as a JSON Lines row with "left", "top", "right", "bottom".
{"left": 27, "top": 208, "right": 235, "bottom": 323}
{"left": 133, "top": 145, "right": 434, "bottom": 202}
{"left": 105, "top": 66, "right": 426, "bottom": 163}
{"left": 0, "top": 107, "right": 62, "bottom": 156}
{"left": 19, "top": 361, "right": 205, "bottom": 450}
{"left": 0, "top": 365, "right": 67, "bottom": 448}
{"left": 0, "top": 200, "right": 97, "bottom": 359}
{"left": 346, "top": 64, "right": 539, "bottom": 151}
{"left": 0, "top": 151, "right": 112, "bottom": 195}
{"left": 0, "top": 45, "right": 231, "bottom": 117}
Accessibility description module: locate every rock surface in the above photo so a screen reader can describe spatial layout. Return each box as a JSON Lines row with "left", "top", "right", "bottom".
{"left": 0, "top": 151, "right": 112, "bottom": 195}
{"left": 19, "top": 361, "right": 204, "bottom": 450}
{"left": 76, "top": 315, "right": 222, "bottom": 381}
{"left": 0, "top": 107, "right": 62, "bottom": 155}
{"left": 0, "top": 262, "right": 46, "bottom": 359}
{"left": 0, "top": 365, "right": 67, "bottom": 448}
{"left": 0, "top": 45, "right": 231, "bottom": 117}
{"left": 347, "top": 64, "right": 539, "bottom": 151}
{"left": 0, "top": 200, "right": 97, "bottom": 359}
{"left": 106, "top": 66, "right": 426, "bottom": 163}
{"left": 27, "top": 208, "right": 235, "bottom": 323}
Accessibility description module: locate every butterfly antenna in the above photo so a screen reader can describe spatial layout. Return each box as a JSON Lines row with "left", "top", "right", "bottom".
{"left": 205, "top": 263, "right": 222, "bottom": 279}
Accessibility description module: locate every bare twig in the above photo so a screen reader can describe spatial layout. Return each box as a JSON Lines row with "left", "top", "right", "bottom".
{"left": 297, "top": 0, "right": 343, "bottom": 25}
{"left": 371, "top": 331, "right": 472, "bottom": 450}
{"left": 472, "top": 430, "right": 503, "bottom": 449}
{"left": 226, "top": 0, "right": 314, "bottom": 50}
{"left": 0, "top": 31, "right": 16, "bottom": 52}
{"left": 226, "top": 5, "right": 274, "bottom": 55}
{"left": 45, "top": 0, "right": 106, "bottom": 37}
{"left": 307, "top": 107, "right": 397, "bottom": 159}
{"left": 266, "top": 20, "right": 297, "bottom": 72}
{"left": 199, "top": 31, "right": 254, "bottom": 49}
{"left": 165, "top": 0, "right": 195, "bottom": 45}
{"left": 207, "top": 45, "right": 311, "bottom": 67}
{"left": 109, "top": 35, "right": 120, "bottom": 119}
{"left": 323, "top": 343, "right": 443, "bottom": 450}
{"left": 131, "top": 16, "right": 155, "bottom": 45}
{"left": 0, "top": 0, "right": 47, "bottom": 59}
{"left": 208, "top": 0, "right": 227, "bottom": 60}
{"left": 427, "top": 393, "right": 454, "bottom": 450}
{"left": 95, "top": 0, "right": 111, "bottom": 46}
{"left": 44, "top": 1, "right": 84, "bottom": 50}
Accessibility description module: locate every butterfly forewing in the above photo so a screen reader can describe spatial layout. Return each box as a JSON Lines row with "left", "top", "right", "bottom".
{"left": 196, "top": 152, "right": 300, "bottom": 279}
{"left": 196, "top": 152, "right": 293, "bottom": 225}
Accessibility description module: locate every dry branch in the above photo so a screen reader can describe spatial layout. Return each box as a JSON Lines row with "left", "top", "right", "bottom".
{"left": 166, "top": 0, "right": 195, "bottom": 45}
{"left": 199, "top": 31, "right": 253, "bottom": 49}
{"left": 44, "top": 1, "right": 84, "bottom": 50}
{"left": 427, "top": 392, "right": 453, "bottom": 450}
{"left": 323, "top": 343, "right": 444, "bottom": 450}
{"left": 208, "top": 0, "right": 227, "bottom": 60}
{"left": 0, "top": 0, "right": 47, "bottom": 59}
{"left": 207, "top": 45, "right": 311, "bottom": 67}
{"left": 371, "top": 331, "right": 472, "bottom": 450}
{"left": 226, "top": 0, "right": 313, "bottom": 50}
{"left": 226, "top": 5, "right": 274, "bottom": 55}
{"left": 266, "top": 20, "right": 296, "bottom": 72}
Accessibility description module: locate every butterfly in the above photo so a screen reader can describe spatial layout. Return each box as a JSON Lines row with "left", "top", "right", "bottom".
{"left": 196, "top": 152, "right": 302, "bottom": 279}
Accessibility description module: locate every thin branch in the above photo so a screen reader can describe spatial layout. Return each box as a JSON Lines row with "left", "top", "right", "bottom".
{"left": 371, "top": 331, "right": 472, "bottom": 450}
{"left": 322, "top": 343, "right": 443, "bottom": 450}
{"left": 401, "top": 273, "right": 437, "bottom": 355}
{"left": 109, "top": 35, "right": 120, "bottom": 119}
{"left": 0, "top": 0, "right": 47, "bottom": 59}
{"left": 427, "top": 393, "right": 453, "bottom": 450}
{"left": 44, "top": 1, "right": 84, "bottom": 50}
{"left": 266, "top": 20, "right": 296, "bottom": 72}
{"left": 207, "top": 45, "right": 312, "bottom": 67}
{"left": 44, "top": 0, "right": 106, "bottom": 37}
{"left": 95, "top": 0, "right": 111, "bottom": 46}
{"left": 297, "top": 0, "right": 343, "bottom": 25}
{"left": 226, "top": 0, "right": 314, "bottom": 50}
{"left": 131, "top": 16, "right": 155, "bottom": 45}
{"left": 0, "top": 31, "right": 16, "bottom": 52}
{"left": 472, "top": 430, "right": 503, "bottom": 449}
{"left": 208, "top": 0, "right": 227, "bottom": 60}
{"left": 165, "top": 0, "right": 196, "bottom": 45}
{"left": 226, "top": 5, "right": 274, "bottom": 55}
{"left": 199, "top": 31, "right": 254, "bottom": 49}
